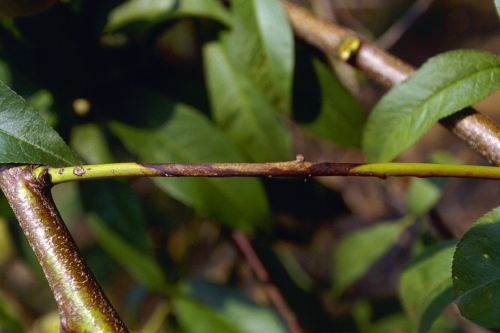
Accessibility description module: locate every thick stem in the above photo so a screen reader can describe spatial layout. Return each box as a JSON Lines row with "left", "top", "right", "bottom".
{"left": 0, "top": 164, "right": 128, "bottom": 333}
{"left": 281, "top": 0, "right": 500, "bottom": 166}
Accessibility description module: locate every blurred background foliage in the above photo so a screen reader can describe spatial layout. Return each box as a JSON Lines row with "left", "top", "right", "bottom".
{"left": 0, "top": 0, "right": 499, "bottom": 332}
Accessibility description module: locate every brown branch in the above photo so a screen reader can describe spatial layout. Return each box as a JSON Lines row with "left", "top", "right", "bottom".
{"left": 0, "top": 165, "right": 128, "bottom": 333}
{"left": 231, "top": 230, "right": 304, "bottom": 333}
{"left": 281, "top": 0, "right": 500, "bottom": 166}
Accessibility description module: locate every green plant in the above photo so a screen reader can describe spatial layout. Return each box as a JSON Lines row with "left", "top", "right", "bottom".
{"left": 0, "top": 0, "right": 500, "bottom": 332}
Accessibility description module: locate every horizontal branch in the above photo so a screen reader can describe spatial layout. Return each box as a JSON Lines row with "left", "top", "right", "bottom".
{"left": 281, "top": 1, "right": 500, "bottom": 166}
{"left": 32, "top": 156, "right": 500, "bottom": 186}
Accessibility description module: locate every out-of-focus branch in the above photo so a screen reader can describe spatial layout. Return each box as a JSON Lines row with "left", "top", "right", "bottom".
{"left": 281, "top": 0, "right": 500, "bottom": 166}
{"left": 231, "top": 230, "right": 304, "bottom": 333}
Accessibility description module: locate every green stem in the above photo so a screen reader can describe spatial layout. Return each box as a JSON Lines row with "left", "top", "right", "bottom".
{"left": 0, "top": 165, "right": 128, "bottom": 333}
{"left": 33, "top": 158, "right": 500, "bottom": 186}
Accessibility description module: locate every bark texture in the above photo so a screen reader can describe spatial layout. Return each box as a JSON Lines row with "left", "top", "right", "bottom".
{"left": 0, "top": 165, "right": 128, "bottom": 333}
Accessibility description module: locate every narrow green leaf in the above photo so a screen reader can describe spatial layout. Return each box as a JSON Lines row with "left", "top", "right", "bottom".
{"left": 225, "top": 0, "right": 294, "bottom": 114}
{"left": 363, "top": 49, "right": 500, "bottom": 162}
{"left": 110, "top": 103, "right": 270, "bottom": 232}
{"left": 400, "top": 240, "right": 458, "bottom": 333}
{"left": 304, "top": 57, "right": 366, "bottom": 148}
{"left": 453, "top": 206, "right": 500, "bottom": 328}
{"left": 203, "top": 41, "right": 293, "bottom": 162}
{"left": 0, "top": 82, "right": 81, "bottom": 167}
{"left": 496, "top": 0, "right": 500, "bottom": 21}
{"left": 105, "top": 0, "right": 231, "bottom": 32}
{"left": 86, "top": 213, "right": 168, "bottom": 293}
{"left": 332, "top": 216, "right": 415, "bottom": 297}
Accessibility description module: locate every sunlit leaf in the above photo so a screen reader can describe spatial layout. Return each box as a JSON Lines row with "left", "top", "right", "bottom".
{"left": 332, "top": 216, "right": 415, "bottom": 297}
{"left": 363, "top": 49, "right": 500, "bottom": 162}
{"left": 225, "top": 0, "right": 294, "bottom": 114}
{"left": 400, "top": 240, "right": 457, "bottom": 333}
{"left": 203, "top": 41, "right": 293, "bottom": 162}
{"left": 453, "top": 206, "right": 500, "bottom": 328}
{"left": 105, "top": 0, "right": 231, "bottom": 32}
{"left": 304, "top": 57, "right": 366, "bottom": 148}
{"left": 110, "top": 103, "right": 270, "bottom": 232}
{"left": 0, "top": 82, "right": 81, "bottom": 167}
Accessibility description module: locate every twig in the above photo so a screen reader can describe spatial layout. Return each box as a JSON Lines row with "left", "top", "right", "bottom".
{"left": 231, "top": 230, "right": 304, "bottom": 333}
{"left": 31, "top": 156, "right": 500, "bottom": 186}
{"left": 281, "top": 0, "right": 500, "bottom": 166}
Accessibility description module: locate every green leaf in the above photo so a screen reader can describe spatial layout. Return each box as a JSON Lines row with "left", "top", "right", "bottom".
{"left": 110, "top": 103, "right": 270, "bottom": 232}
{"left": 173, "top": 297, "right": 244, "bottom": 333}
{"left": 224, "top": 0, "right": 294, "bottom": 114}
{"left": 363, "top": 49, "right": 500, "bottom": 162}
{"left": 352, "top": 301, "right": 412, "bottom": 333}
{"left": 400, "top": 240, "right": 458, "bottom": 333}
{"left": 70, "top": 124, "right": 114, "bottom": 165}
{"left": 86, "top": 213, "right": 168, "bottom": 293}
{"left": 0, "top": 82, "right": 81, "bottom": 167}
{"left": 332, "top": 216, "right": 415, "bottom": 297}
{"left": 453, "top": 206, "right": 500, "bottom": 328}
{"left": 406, "top": 178, "right": 442, "bottom": 218}
{"left": 203, "top": 41, "right": 293, "bottom": 162}
{"left": 183, "top": 279, "right": 289, "bottom": 333}
{"left": 304, "top": 57, "right": 366, "bottom": 148}
{"left": 105, "top": 0, "right": 231, "bottom": 33}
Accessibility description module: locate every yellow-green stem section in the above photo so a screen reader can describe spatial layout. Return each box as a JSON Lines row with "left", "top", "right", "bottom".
{"left": 349, "top": 163, "right": 500, "bottom": 179}
{"left": 37, "top": 163, "right": 162, "bottom": 184}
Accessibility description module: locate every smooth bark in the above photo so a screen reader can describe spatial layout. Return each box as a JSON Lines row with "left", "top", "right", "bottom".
{"left": 0, "top": 164, "right": 128, "bottom": 333}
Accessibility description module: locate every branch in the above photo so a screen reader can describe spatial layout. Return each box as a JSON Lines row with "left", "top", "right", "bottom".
{"left": 29, "top": 156, "right": 500, "bottom": 185}
{"left": 231, "top": 230, "right": 304, "bottom": 333}
{"left": 281, "top": 0, "right": 500, "bottom": 166}
{"left": 0, "top": 165, "right": 128, "bottom": 333}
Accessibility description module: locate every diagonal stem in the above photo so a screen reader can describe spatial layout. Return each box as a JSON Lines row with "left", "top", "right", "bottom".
{"left": 0, "top": 164, "right": 128, "bottom": 333}
{"left": 281, "top": 0, "right": 500, "bottom": 166}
